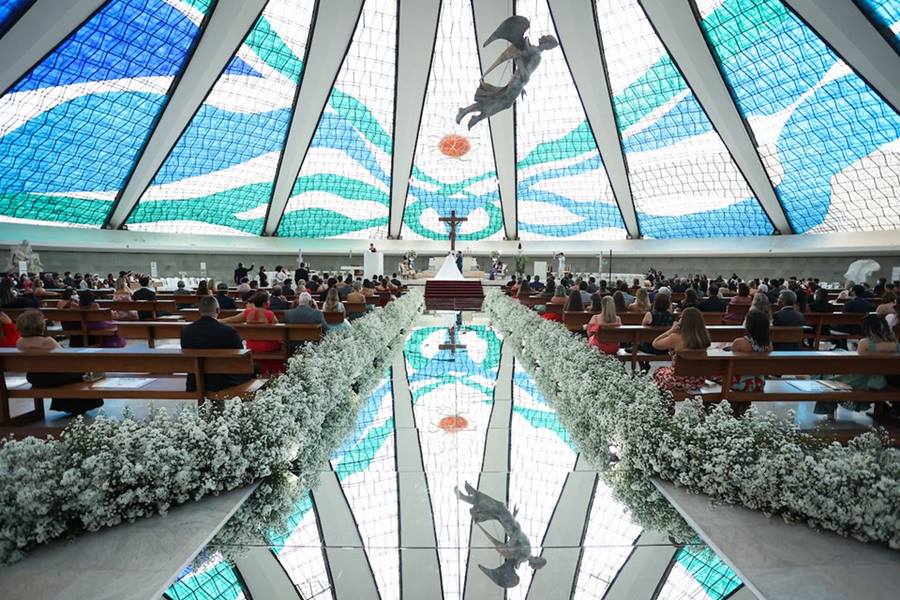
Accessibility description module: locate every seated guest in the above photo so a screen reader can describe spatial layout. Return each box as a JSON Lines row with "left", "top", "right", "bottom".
{"left": 323, "top": 287, "right": 351, "bottom": 333}
{"left": 640, "top": 293, "right": 675, "bottom": 356}
{"left": 838, "top": 284, "right": 871, "bottom": 336}
{"left": 173, "top": 280, "right": 195, "bottom": 310}
{"left": 564, "top": 288, "right": 585, "bottom": 312}
{"left": 0, "top": 311, "right": 20, "bottom": 347}
{"left": 696, "top": 285, "right": 724, "bottom": 313}
{"left": 132, "top": 276, "right": 157, "bottom": 320}
{"left": 361, "top": 279, "right": 377, "bottom": 308}
{"left": 80, "top": 290, "right": 126, "bottom": 347}
{"left": 32, "top": 278, "right": 51, "bottom": 299}
{"left": 651, "top": 307, "right": 711, "bottom": 393}
{"left": 390, "top": 273, "right": 402, "bottom": 288}
{"left": 541, "top": 280, "right": 556, "bottom": 298}
{"left": 723, "top": 283, "right": 752, "bottom": 323}
{"left": 236, "top": 277, "right": 251, "bottom": 294}
{"left": 196, "top": 279, "right": 212, "bottom": 297}
{"left": 269, "top": 286, "right": 292, "bottom": 310}
{"left": 587, "top": 296, "right": 622, "bottom": 355}
{"left": 215, "top": 282, "right": 237, "bottom": 309}
{"left": 282, "top": 278, "right": 295, "bottom": 297}
{"left": 345, "top": 282, "right": 367, "bottom": 319}
{"left": 530, "top": 275, "right": 545, "bottom": 292}
{"left": 1, "top": 280, "right": 38, "bottom": 308}
{"left": 875, "top": 291, "right": 897, "bottom": 329}
{"left": 629, "top": 287, "right": 651, "bottom": 313}
{"left": 517, "top": 281, "right": 533, "bottom": 303}
{"left": 180, "top": 297, "right": 252, "bottom": 391}
{"left": 542, "top": 287, "right": 568, "bottom": 322}
{"left": 808, "top": 287, "right": 833, "bottom": 313}
{"left": 617, "top": 282, "right": 635, "bottom": 305}
{"left": 285, "top": 292, "right": 329, "bottom": 353}
{"left": 677, "top": 288, "right": 700, "bottom": 311}
{"left": 15, "top": 309, "right": 102, "bottom": 414}
{"left": 726, "top": 309, "right": 772, "bottom": 416}
{"left": 815, "top": 315, "right": 900, "bottom": 420}
{"left": 747, "top": 291, "right": 772, "bottom": 324}
{"left": 612, "top": 290, "right": 629, "bottom": 315}
{"left": 242, "top": 280, "right": 259, "bottom": 302}
{"left": 223, "top": 291, "right": 282, "bottom": 376}
{"left": 112, "top": 277, "right": 138, "bottom": 320}
{"left": 772, "top": 290, "right": 805, "bottom": 350}
{"left": 586, "top": 277, "right": 598, "bottom": 294}
{"left": 578, "top": 281, "right": 592, "bottom": 305}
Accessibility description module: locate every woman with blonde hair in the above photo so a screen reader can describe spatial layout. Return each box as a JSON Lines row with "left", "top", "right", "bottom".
{"left": 587, "top": 295, "right": 622, "bottom": 354}
{"left": 651, "top": 307, "right": 712, "bottom": 393}
{"left": 113, "top": 276, "right": 137, "bottom": 320}
{"left": 747, "top": 291, "right": 772, "bottom": 324}
{"left": 323, "top": 287, "right": 351, "bottom": 332}
{"left": 628, "top": 287, "right": 651, "bottom": 313}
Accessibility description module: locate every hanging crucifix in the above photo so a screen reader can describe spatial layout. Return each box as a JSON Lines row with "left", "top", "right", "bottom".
{"left": 439, "top": 210, "right": 468, "bottom": 252}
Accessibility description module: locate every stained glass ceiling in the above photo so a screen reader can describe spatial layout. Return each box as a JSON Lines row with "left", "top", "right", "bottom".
{"left": 0, "top": 0, "right": 897, "bottom": 240}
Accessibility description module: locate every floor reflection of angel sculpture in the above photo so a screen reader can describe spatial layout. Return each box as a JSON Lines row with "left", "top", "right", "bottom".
{"left": 456, "top": 15, "right": 558, "bottom": 129}
{"left": 455, "top": 481, "right": 547, "bottom": 588}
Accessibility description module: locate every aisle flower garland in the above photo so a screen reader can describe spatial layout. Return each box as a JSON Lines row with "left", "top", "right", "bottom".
{"left": 484, "top": 290, "right": 900, "bottom": 548}
{"left": 0, "top": 289, "right": 424, "bottom": 564}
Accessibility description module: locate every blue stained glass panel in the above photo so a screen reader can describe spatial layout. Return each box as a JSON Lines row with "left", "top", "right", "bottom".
{"left": 698, "top": 0, "right": 900, "bottom": 233}
{"left": 127, "top": 0, "right": 315, "bottom": 236}
{"left": 595, "top": 0, "right": 772, "bottom": 239}
{"left": 855, "top": 0, "right": 900, "bottom": 54}
{"left": 0, "top": 0, "right": 212, "bottom": 227}
{"left": 0, "top": 0, "right": 34, "bottom": 36}
{"left": 515, "top": 0, "right": 627, "bottom": 240}
{"left": 277, "top": 0, "right": 395, "bottom": 239}
{"left": 164, "top": 556, "right": 248, "bottom": 600}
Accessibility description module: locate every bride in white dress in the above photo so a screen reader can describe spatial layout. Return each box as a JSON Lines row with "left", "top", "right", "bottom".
{"left": 433, "top": 251, "right": 465, "bottom": 280}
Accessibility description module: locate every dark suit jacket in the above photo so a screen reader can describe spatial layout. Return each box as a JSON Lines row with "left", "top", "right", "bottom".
{"left": 132, "top": 287, "right": 157, "bottom": 320}
{"left": 840, "top": 297, "right": 872, "bottom": 334}
{"left": 180, "top": 317, "right": 250, "bottom": 392}
{"left": 284, "top": 305, "right": 327, "bottom": 353}
{"left": 215, "top": 293, "right": 237, "bottom": 309}
{"left": 772, "top": 307, "right": 805, "bottom": 350}
{"left": 269, "top": 296, "right": 291, "bottom": 310}
{"left": 697, "top": 296, "right": 728, "bottom": 312}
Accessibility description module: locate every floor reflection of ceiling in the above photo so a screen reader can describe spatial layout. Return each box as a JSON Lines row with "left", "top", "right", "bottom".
{"left": 165, "top": 319, "right": 745, "bottom": 600}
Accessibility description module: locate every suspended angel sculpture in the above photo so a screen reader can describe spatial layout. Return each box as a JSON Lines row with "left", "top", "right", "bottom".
{"left": 455, "top": 481, "right": 547, "bottom": 588}
{"left": 456, "top": 15, "right": 558, "bottom": 129}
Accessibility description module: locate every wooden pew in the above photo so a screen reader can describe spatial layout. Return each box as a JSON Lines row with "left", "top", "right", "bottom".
{"left": 0, "top": 347, "right": 264, "bottom": 427}
{"left": 672, "top": 349, "right": 900, "bottom": 412}
{"left": 323, "top": 311, "right": 346, "bottom": 325}
{"left": 96, "top": 300, "right": 178, "bottom": 319}
{"left": 594, "top": 326, "right": 805, "bottom": 370}
{"left": 562, "top": 311, "right": 727, "bottom": 332}
{"left": 803, "top": 312, "right": 867, "bottom": 349}
{"left": 2, "top": 308, "right": 117, "bottom": 346}
{"left": 115, "top": 321, "right": 323, "bottom": 358}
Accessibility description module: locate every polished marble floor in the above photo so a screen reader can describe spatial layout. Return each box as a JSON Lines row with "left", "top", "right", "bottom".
{"left": 165, "top": 313, "right": 750, "bottom": 600}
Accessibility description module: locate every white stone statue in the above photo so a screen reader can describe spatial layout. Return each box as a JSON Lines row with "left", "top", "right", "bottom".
{"left": 844, "top": 259, "right": 880, "bottom": 284}
{"left": 8, "top": 240, "right": 43, "bottom": 273}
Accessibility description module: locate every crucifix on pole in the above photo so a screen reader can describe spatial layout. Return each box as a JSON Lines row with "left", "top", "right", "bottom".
{"left": 439, "top": 325, "right": 467, "bottom": 354}
{"left": 439, "top": 210, "right": 468, "bottom": 252}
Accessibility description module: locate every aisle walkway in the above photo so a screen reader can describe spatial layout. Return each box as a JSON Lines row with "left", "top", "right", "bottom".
{"left": 169, "top": 312, "right": 749, "bottom": 600}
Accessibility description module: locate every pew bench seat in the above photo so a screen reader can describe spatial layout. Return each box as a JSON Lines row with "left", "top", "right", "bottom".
{"left": 0, "top": 347, "right": 263, "bottom": 427}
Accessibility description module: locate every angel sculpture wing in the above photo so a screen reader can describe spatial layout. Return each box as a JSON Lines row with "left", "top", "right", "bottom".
{"left": 480, "top": 15, "right": 530, "bottom": 80}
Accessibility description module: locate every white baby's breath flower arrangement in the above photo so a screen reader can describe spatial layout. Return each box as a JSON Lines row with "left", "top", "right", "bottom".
{"left": 484, "top": 290, "right": 900, "bottom": 548}
{"left": 0, "top": 289, "right": 424, "bottom": 564}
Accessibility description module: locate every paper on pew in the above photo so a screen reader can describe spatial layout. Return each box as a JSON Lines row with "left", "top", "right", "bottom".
{"left": 5, "top": 376, "right": 28, "bottom": 388}
{"left": 91, "top": 378, "right": 155, "bottom": 389}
